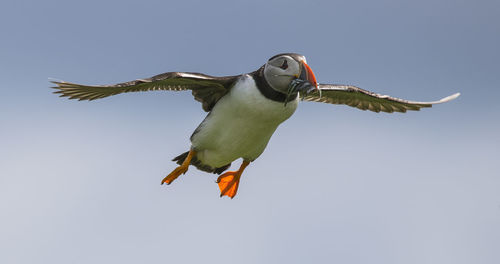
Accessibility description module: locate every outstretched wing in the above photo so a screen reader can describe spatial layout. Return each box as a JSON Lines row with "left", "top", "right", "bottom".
{"left": 51, "top": 72, "right": 239, "bottom": 112}
{"left": 302, "top": 84, "right": 460, "bottom": 113}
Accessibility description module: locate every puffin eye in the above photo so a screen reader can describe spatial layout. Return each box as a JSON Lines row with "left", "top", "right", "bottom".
{"left": 280, "top": 59, "right": 288, "bottom": 70}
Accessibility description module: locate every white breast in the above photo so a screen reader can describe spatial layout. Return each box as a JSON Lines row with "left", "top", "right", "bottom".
{"left": 191, "top": 75, "right": 298, "bottom": 168}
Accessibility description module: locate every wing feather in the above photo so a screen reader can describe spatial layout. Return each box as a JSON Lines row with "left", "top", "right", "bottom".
{"left": 303, "top": 84, "right": 460, "bottom": 113}
{"left": 51, "top": 72, "right": 238, "bottom": 112}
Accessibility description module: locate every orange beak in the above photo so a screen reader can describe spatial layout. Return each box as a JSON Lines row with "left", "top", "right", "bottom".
{"left": 299, "top": 60, "right": 318, "bottom": 90}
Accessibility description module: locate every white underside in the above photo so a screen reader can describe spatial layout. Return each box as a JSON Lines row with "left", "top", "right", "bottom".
{"left": 191, "top": 75, "right": 298, "bottom": 168}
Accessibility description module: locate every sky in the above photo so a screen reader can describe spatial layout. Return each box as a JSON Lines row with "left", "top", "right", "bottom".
{"left": 1, "top": 0, "right": 499, "bottom": 263}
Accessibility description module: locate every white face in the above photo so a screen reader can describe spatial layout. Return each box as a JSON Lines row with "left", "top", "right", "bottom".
{"left": 263, "top": 54, "right": 307, "bottom": 93}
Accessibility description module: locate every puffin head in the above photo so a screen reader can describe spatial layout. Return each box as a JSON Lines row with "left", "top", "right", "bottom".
{"left": 263, "top": 53, "right": 318, "bottom": 94}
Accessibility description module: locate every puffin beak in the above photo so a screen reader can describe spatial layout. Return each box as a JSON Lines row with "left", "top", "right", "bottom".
{"left": 285, "top": 60, "right": 319, "bottom": 104}
{"left": 299, "top": 60, "right": 318, "bottom": 90}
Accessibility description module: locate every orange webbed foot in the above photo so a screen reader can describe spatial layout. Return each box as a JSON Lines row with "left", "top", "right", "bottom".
{"left": 161, "top": 149, "right": 196, "bottom": 185}
{"left": 216, "top": 161, "right": 249, "bottom": 199}
{"left": 217, "top": 171, "right": 241, "bottom": 199}
{"left": 162, "top": 165, "right": 188, "bottom": 185}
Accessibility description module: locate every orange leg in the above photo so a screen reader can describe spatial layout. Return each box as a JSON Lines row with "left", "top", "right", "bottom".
{"left": 216, "top": 160, "right": 250, "bottom": 199}
{"left": 161, "top": 149, "right": 196, "bottom": 185}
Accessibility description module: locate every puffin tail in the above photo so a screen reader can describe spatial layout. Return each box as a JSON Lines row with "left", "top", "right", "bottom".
{"left": 172, "top": 151, "right": 231, "bottom": 175}
{"left": 172, "top": 151, "right": 190, "bottom": 165}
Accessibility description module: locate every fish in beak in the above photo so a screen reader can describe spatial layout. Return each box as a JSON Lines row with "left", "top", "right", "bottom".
{"left": 285, "top": 60, "right": 319, "bottom": 105}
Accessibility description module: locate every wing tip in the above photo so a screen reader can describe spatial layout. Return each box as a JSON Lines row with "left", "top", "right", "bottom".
{"left": 48, "top": 78, "right": 68, "bottom": 87}
{"left": 438, "top": 92, "right": 460, "bottom": 103}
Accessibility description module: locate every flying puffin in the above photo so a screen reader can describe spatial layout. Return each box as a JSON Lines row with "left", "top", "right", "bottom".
{"left": 52, "top": 53, "right": 460, "bottom": 198}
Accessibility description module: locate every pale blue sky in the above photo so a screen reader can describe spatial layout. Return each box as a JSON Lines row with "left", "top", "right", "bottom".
{"left": 1, "top": 0, "right": 499, "bottom": 263}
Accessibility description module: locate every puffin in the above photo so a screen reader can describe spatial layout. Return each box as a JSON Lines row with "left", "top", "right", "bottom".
{"left": 52, "top": 53, "right": 460, "bottom": 198}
